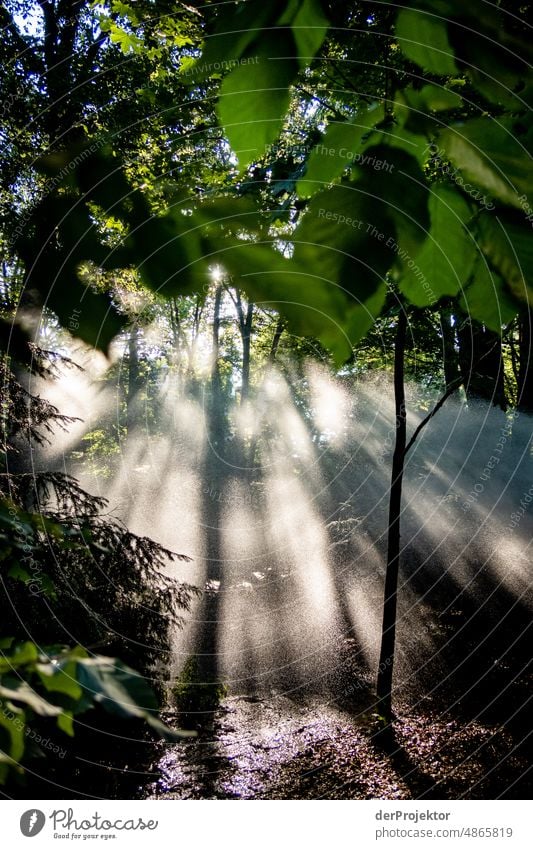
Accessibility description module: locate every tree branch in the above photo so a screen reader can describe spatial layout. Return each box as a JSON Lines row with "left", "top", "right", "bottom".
{"left": 404, "top": 375, "right": 464, "bottom": 457}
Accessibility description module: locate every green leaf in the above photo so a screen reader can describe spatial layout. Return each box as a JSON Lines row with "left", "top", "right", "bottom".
{"left": 216, "top": 187, "right": 395, "bottom": 362}
{"left": 37, "top": 660, "right": 82, "bottom": 702}
{"left": 75, "top": 147, "right": 138, "bottom": 219}
{"left": 76, "top": 658, "right": 194, "bottom": 739}
{"left": 475, "top": 213, "right": 533, "bottom": 305}
{"left": 144, "top": 713, "right": 196, "bottom": 742}
{"left": 291, "top": 0, "right": 329, "bottom": 66}
{"left": 193, "top": 196, "right": 264, "bottom": 239}
{"left": 444, "top": 1, "right": 533, "bottom": 109}
{"left": 127, "top": 209, "right": 204, "bottom": 296}
{"left": 16, "top": 194, "right": 126, "bottom": 353}
{"left": 359, "top": 145, "right": 429, "bottom": 257}
{"left": 109, "top": 23, "right": 143, "bottom": 55}
{"left": 297, "top": 104, "right": 385, "bottom": 196}
{"left": 399, "top": 186, "right": 476, "bottom": 306}
{"left": 57, "top": 711, "right": 74, "bottom": 737}
{"left": 396, "top": 9, "right": 458, "bottom": 75}
{"left": 459, "top": 257, "right": 518, "bottom": 332}
{"left": 7, "top": 563, "right": 32, "bottom": 584}
{"left": 213, "top": 240, "right": 351, "bottom": 362}
{"left": 217, "top": 32, "right": 298, "bottom": 166}
{"left": 294, "top": 182, "right": 396, "bottom": 304}
{"left": 0, "top": 703, "right": 25, "bottom": 764}
{"left": 191, "top": 2, "right": 281, "bottom": 81}
{"left": 440, "top": 117, "right": 533, "bottom": 210}
{"left": 407, "top": 84, "right": 462, "bottom": 113}
{"left": 0, "top": 682, "right": 62, "bottom": 716}
{"left": 50, "top": 277, "right": 125, "bottom": 355}
{"left": 464, "top": 39, "right": 532, "bottom": 110}
{"left": 381, "top": 123, "right": 432, "bottom": 168}
{"left": 77, "top": 657, "right": 157, "bottom": 715}
{"left": 214, "top": 146, "right": 429, "bottom": 360}
{"left": 0, "top": 641, "right": 38, "bottom": 673}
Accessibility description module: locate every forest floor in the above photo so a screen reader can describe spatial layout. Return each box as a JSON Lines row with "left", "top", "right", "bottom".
{"left": 145, "top": 692, "right": 529, "bottom": 800}
{"left": 144, "top": 647, "right": 531, "bottom": 802}
{"left": 107, "top": 399, "right": 533, "bottom": 802}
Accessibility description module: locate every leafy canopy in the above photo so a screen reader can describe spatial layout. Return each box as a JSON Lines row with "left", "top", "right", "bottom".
{"left": 7, "top": 0, "right": 533, "bottom": 363}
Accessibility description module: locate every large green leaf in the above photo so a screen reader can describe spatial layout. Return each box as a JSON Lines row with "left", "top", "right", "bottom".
{"left": 190, "top": 2, "right": 283, "bottom": 80}
{"left": 125, "top": 209, "right": 202, "bottom": 296}
{"left": 399, "top": 186, "right": 476, "bottom": 306}
{"left": 294, "top": 182, "right": 396, "bottom": 303}
{"left": 461, "top": 36, "right": 532, "bottom": 110}
{"left": 0, "top": 681, "right": 62, "bottom": 716}
{"left": 297, "top": 104, "right": 385, "bottom": 196}
{"left": 459, "top": 257, "right": 518, "bottom": 332}
{"left": 57, "top": 711, "right": 74, "bottom": 737}
{"left": 217, "top": 32, "right": 298, "bottom": 166}
{"left": 0, "top": 642, "right": 38, "bottom": 673}
{"left": 212, "top": 146, "right": 429, "bottom": 361}
{"left": 76, "top": 658, "right": 194, "bottom": 740}
{"left": 396, "top": 8, "right": 458, "bottom": 75}
{"left": 290, "top": 0, "right": 329, "bottom": 66}
{"left": 215, "top": 175, "right": 399, "bottom": 361}
{"left": 440, "top": 117, "right": 533, "bottom": 210}
{"left": 37, "top": 659, "right": 82, "bottom": 702}
{"left": 217, "top": 238, "right": 389, "bottom": 364}
{"left": 17, "top": 195, "right": 126, "bottom": 353}
{"left": 0, "top": 703, "right": 25, "bottom": 764}
{"left": 402, "top": 84, "right": 462, "bottom": 114}
{"left": 361, "top": 144, "right": 430, "bottom": 257}
{"left": 475, "top": 213, "right": 533, "bottom": 306}
{"left": 395, "top": 84, "right": 463, "bottom": 136}
{"left": 299, "top": 103, "right": 430, "bottom": 234}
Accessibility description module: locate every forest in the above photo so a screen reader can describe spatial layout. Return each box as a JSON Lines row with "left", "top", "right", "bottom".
{"left": 0, "top": 0, "right": 532, "bottom": 801}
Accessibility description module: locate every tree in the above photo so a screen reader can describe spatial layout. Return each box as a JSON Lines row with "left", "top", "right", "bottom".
{"left": 2, "top": 0, "right": 532, "bottom": 745}
{"left": 179, "top": 0, "right": 531, "bottom": 724}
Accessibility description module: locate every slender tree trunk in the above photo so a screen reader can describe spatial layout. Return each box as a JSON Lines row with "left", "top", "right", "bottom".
{"left": 457, "top": 317, "right": 507, "bottom": 409}
{"left": 439, "top": 304, "right": 461, "bottom": 391}
{"left": 517, "top": 308, "right": 533, "bottom": 412}
{"left": 126, "top": 324, "right": 140, "bottom": 437}
{"left": 211, "top": 285, "right": 223, "bottom": 399}
{"left": 208, "top": 284, "right": 226, "bottom": 454}
{"left": 228, "top": 287, "right": 254, "bottom": 403}
{"left": 241, "top": 302, "right": 253, "bottom": 403}
{"left": 269, "top": 316, "right": 285, "bottom": 364}
{"left": 376, "top": 307, "right": 407, "bottom": 721}
{"left": 192, "top": 285, "right": 225, "bottom": 723}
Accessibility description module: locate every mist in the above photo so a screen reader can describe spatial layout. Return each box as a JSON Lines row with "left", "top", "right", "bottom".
{"left": 38, "top": 353, "right": 533, "bottom": 725}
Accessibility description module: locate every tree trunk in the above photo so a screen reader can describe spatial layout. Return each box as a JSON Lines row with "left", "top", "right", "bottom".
{"left": 457, "top": 317, "right": 507, "bottom": 410}
{"left": 439, "top": 304, "right": 461, "bottom": 391}
{"left": 269, "top": 316, "right": 285, "bottom": 364}
{"left": 211, "top": 285, "right": 223, "bottom": 398}
{"left": 376, "top": 307, "right": 407, "bottom": 721}
{"left": 209, "top": 285, "right": 225, "bottom": 449}
{"left": 517, "top": 308, "right": 533, "bottom": 412}
{"left": 241, "top": 302, "right": 253, "bottom": 402}
{"left": 229, "top": 287, "right": 254, "bottom": 403}
{"left": 126, "top": 324, "right": 141, "bottom": 437}
{"left": 192, "top": 284, "right": 226, "bottom": 723}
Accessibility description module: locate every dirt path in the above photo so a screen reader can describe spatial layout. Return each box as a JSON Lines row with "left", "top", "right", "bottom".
{"left": 145, "top": 693, "right": 530, "bottom": 800}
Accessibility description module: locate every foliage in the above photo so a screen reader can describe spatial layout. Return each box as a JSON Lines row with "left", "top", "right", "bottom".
{"left": 3, "top": 1, "right": 528, "bottom": 368}
{"left": 172, "top": 656, "right": 227, "bottom": 728}
{"left": 0, "top": 639, "right": 193, "bottom": 785}
{"left": 0, "top": 345, "right": 200, "bottom": 785}
{"left": 1, "top": 0, "right": 532, "bottom": 787}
